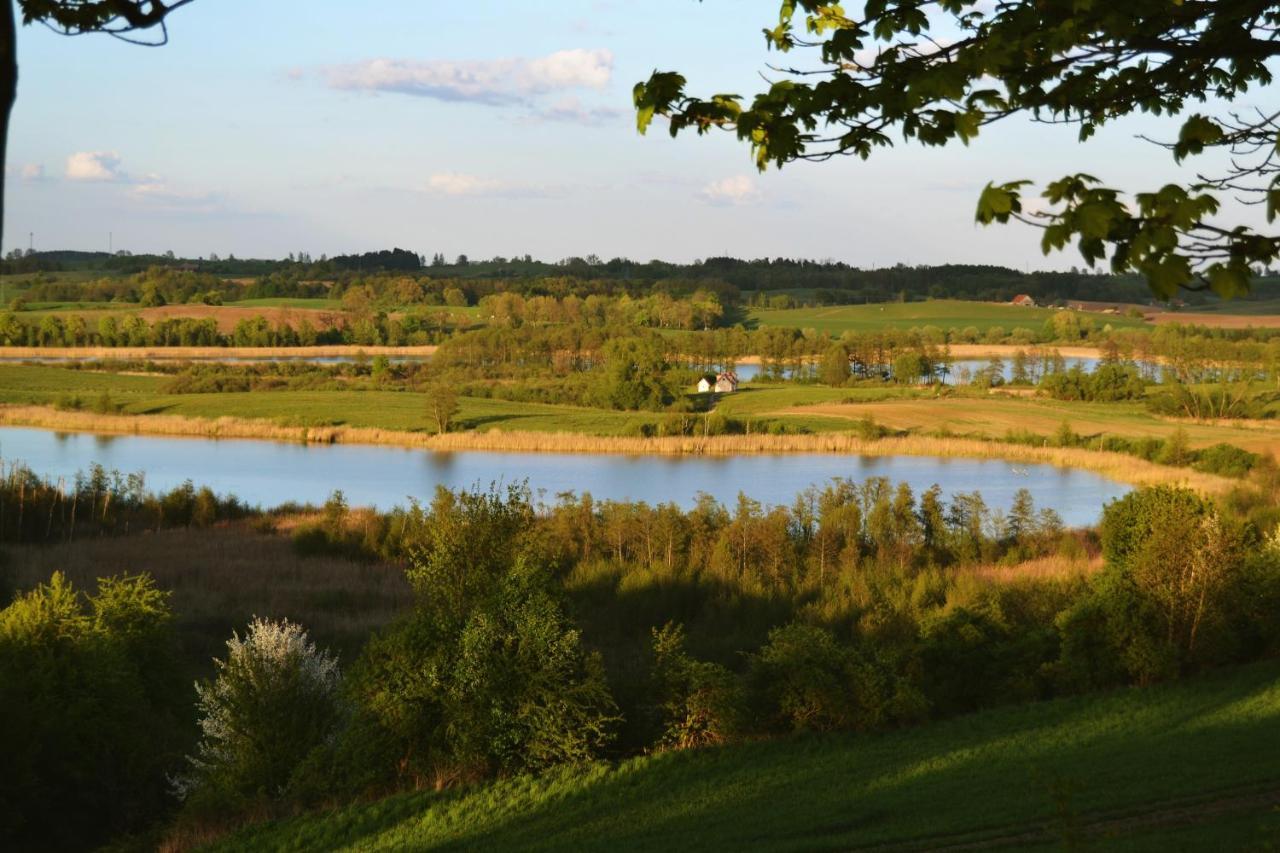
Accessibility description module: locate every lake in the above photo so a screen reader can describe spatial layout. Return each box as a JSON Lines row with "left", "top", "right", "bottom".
{"left": 0, "top": 426, "right": 1127, "bottom": 525}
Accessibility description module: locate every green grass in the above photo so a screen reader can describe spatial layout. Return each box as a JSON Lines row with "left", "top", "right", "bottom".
{"left": 0, "top": 365, "right": 658, "bottom": 435}
{"left": 1193, "top": 297, "right": 1280, "bottom": 316}
{"left": 749, "top": 299, "right": 1147, "bottom": 334}
{"left": 1, "top": 365, "right": 1276, "bottom": 455}
{"left": 216, "top": 658, "right": 1280, "bottom": 851}
{"left": 0, "top": 364, "right": 167, "bottom": 402}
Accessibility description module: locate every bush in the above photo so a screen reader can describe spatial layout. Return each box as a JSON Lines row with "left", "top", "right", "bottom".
{"left": 748, "top": 623, "right": 860, "bottom": 732}
{"left": 175, "top": 618, "right": 342, "bottom": 815}
{"left": 1082, "top": 487, "right": 1249, "bottom": 684}
{"left": 349, "top": 552, "right": 618, "bottom": 785}
{"left": 0, "top": 573, "right": 185, "bottom": 850}
{"left": 650, "top": 622, "right": 746, "bottom": 749}
{"left": 1192, "top": 443, "right": 1259, "bottom": 478}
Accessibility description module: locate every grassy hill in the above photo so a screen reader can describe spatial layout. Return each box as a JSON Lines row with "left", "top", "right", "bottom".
{"left": 215, "top": 659, "right": 1280, "bottom": 851}
{"left": 749, "top": 300, "right": 1147, "bottom": 334}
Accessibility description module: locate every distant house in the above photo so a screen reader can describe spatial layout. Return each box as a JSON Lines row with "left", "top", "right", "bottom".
{"left": 1010, "top": 294, "right": 1037, "bottom": 307}
{"left": 714, "top": 371, "right": 739, "bottom": 393}
{"left": 698, "top": 372, "right": 739, "bottom": 394}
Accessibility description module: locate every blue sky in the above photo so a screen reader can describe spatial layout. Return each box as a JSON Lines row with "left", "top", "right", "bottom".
{"left": 6, "top": 0, "right": 1266, "bottom": 267}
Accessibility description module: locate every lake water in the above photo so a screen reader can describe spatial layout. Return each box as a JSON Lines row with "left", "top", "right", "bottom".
{"left": 0, "top": 426, "right": 1127, "bottom": 525}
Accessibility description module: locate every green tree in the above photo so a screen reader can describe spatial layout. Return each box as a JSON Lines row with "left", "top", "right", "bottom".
{"left": 635, "top": 2, "right": 1280, "bottom": 296}
{"left": 176, "top": 617, "right": 342, "bottom": 813}
{"left": 0, "top": 572, "right": 185, "bottom": 849}
{"left": 595, "top": 335, "right": 676, "bottom": 411}
{"left": 891, "top": 350, "right": 927, "bottom": 385}
{"left": 424, "top": 378, "right": 459, "bottom": 434}
{"left": 1073, "top": 487, "right": 1249, "bottom": 684}
{"left": 819, "top": 342, "right": 850, "bottom": 386}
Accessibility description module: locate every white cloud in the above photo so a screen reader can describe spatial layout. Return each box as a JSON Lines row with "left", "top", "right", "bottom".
{"left": 424, "top": 172, "right": 558, "bottom": 199}
{"left": 523, "top": 95, "right": 622, "bottom": 126}
{"left": 129, "top": 180, "right": 224, "bottom": 213}
{"left": 65, "top": 151, "right": 128, "bottom": 182}
{"left": 20, "top": 163, "right": 46, "bottom": 181}
{"left": 320, "top": 48, "right": 613, "bottom": 105}
{"left": 699, "top": 175, "right": 761, "bottom": 206}
{"left": 426, "top": 172, "right": 508, "bottom": 196}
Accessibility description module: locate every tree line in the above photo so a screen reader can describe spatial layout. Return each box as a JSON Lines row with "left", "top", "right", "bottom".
{"left": 3, "top": 476, "right": 1278, "bottom": 848}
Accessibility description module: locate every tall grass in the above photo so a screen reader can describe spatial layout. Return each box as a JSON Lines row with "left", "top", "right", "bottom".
{"left": 0, "top": 344, "right": 438, "bottom": 359}
{"left": 0, "top": 403, "right": 1236, "bottom": 493}
{"left": 5, "top": 522, "right": 412, "bottom": 668}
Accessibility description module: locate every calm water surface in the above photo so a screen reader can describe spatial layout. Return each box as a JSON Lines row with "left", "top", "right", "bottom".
{"left": 0, "top": 426, "right": 1126, "bottom": 525}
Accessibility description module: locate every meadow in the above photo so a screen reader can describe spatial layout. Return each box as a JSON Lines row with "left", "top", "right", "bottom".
{"left": 215, "top": 658, "right": 1280, "bottom": 851}
{"left": 0, "top": 363, "right": 1260, "bottom": 493}
{"left": 748, "top": 299, "right": 1148, "bottom": 334}
{"left": 771, "top": 392, "right": 1280, "bottom": 458}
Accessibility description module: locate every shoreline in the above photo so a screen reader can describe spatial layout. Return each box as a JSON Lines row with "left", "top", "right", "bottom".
{"left": 0, "top": 344, "right": 440, "bottom": 360}
{"left": 0, "top": 343, "right": 1102, "bottom": 363}
{"left": 0, "top": 404, "right": 1233, "bottom": 494}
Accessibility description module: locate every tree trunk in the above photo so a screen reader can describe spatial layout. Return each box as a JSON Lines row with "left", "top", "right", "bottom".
{"left": 0, "top": 0, "right": 16, "bottom": 254}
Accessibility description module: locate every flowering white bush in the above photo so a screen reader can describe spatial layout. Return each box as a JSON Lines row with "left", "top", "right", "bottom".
{"left": 174, "top": 617, "right": 341, "bottom": 803}
{"left": 1266, "top": 525, "right": 1280, "bottom": 557}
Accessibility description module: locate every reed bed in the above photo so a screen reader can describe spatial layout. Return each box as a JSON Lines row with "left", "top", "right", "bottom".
{"left": 0, "top": 344, "right": 438, "bottom": 360}
{"left": 5, "top": 523, "right": 412, "bottom": 664}
{"left": 0, "top": 403, "right": 1237, "bottom": 493}
{"left": 966, "top": 554, "right": 1104, "bottom": 584}
{"left": 946, "top": 344, "right": 1106, "bottom": 360}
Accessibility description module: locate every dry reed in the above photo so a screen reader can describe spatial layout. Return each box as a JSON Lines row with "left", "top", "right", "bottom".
{"left": 0, "top": 344, "right": 438, "bottom": 360}
{"left": 6, "top": 523, "right": 412, "bottom": 654}
{"left": 0, "top": 403, "right": 1237, "bottom": 493}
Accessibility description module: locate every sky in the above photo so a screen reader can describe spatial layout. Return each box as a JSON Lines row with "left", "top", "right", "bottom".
{"left": 6, "top": 0, "right": 1272, "bottom": 268}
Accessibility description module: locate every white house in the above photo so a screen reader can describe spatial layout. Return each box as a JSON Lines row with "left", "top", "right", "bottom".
{"left": 698, "top": 371, "right": 740, "bottom": 394}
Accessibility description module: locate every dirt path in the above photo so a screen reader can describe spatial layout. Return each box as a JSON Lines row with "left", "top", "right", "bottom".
{"left": 851, "top": 784, "right": 1280, "bottom": 851}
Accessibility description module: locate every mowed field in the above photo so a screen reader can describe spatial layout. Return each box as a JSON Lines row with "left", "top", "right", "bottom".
{"left": 749, "top": 300, "right": 1147, "bottom": 334}
{"left": 781, "top": 393, "right": 1280, "bottom": 458}
{"left": 217, "top": 658, "right": 1280, "bottom": 851}
{"left": 1148, "top": 310, "right": 1280, "bottom": 329}
{"left": 0, "top": 364, "right": 657, "bottom": 436}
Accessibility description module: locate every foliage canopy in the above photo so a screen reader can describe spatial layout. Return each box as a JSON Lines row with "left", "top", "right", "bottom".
{"left": 635, "top": 1, "right": 1280, "bottom": 297}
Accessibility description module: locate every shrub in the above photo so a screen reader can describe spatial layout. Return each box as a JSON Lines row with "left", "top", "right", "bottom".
{"left": 0, "top": 573, "right": 184, "bottom": 850}
{"left": 650, "top": 622, "right": 746, "bottom": 749}
{"left": 175, "top": 618, "right": 342, "bottom": 815}
{"left": 748, "top": 623, "right": 859, "bottom": 732}
{"left": 350, "top": 554, "right": 618, "bottom": 785}
{"left": 1083, "top": 487, "right": 1249, "bottom": 684}
{"left": 1192, "top": 443, "right": 1259, "bottom": 478}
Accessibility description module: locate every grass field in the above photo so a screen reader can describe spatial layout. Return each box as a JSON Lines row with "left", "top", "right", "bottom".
{"left": 749, "top": 299, "right": 1147, "bottom": 334}
{"left": 214, "top": 658, "right": 1280, "bottom": 851}
{"left": 0, "top": 363, "right": 1271, "bottom": 475}
{"left": 779, "top": 392, "right": 1280, "bottom": 458}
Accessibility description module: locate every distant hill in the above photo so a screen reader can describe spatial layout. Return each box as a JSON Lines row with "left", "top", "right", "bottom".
{"left": 6, "top": 250, "right": 1279, "bottom": 308}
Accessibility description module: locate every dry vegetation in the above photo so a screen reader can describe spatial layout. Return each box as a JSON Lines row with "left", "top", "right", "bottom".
{"left": 4, "top": 522, "right": 412, "bottom": 666}
{"left": 785, "top": 397, "right": 1280, "bottom": 459}
{"left": 0, "top": 344, "right": 438, "bottom": 360}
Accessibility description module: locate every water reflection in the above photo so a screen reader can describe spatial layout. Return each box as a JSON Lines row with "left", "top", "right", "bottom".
{"left": 0, "top": 426, "right": 1127, "bottom": 527}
